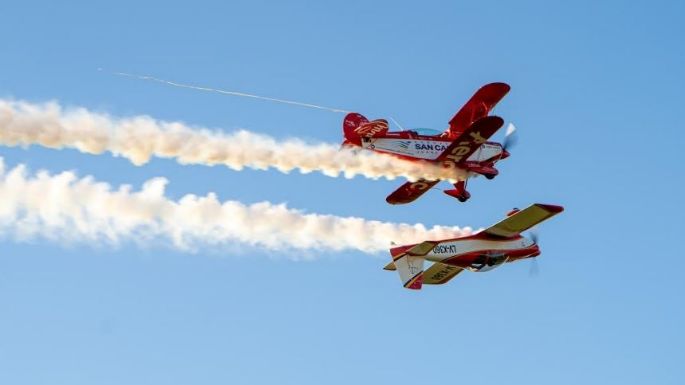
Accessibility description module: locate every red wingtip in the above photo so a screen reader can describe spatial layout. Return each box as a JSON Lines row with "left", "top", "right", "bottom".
{"left": 535, "top": 204, "right": 564, "bottom": 214}
{"left": 482, "top": 82, "right": 511, "bottom": 94}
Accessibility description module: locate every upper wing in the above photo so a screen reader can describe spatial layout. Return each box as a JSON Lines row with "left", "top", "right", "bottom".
{"left": 448, "top": 82, "right": 510, "bottom": 138}
{"left": 436, "top": 116, "right": 504, "bottom": 166}
{"left": 383, "top": 261, "right": 397, "bottom": 271}
{"left": 386, "top": 179, "right": 440, "bottom": 205}
{"left": 423, "top": 262, "right": 464, "bottom": 285}
{"left": 483, "top": 203, "right": 564, "bottom": 238}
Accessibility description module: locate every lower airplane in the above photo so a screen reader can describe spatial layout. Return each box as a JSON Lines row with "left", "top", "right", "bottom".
{"left": 384, "top": 203, "right": 564, "bottom": 290}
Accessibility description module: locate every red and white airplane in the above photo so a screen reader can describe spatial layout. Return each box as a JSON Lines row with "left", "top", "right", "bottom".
{"left": 342, "top": 82, "right": 513, "bottom": 204}
{"left": 384, "top": 203, "right": 563, "bottom": 290}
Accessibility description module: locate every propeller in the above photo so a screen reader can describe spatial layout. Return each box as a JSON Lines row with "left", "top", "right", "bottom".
{"left": 530, "top": 230, "right": 539, "bottom": 245}
{"left": 529, "top": 255, "right": 540, "bottom": 277}
{"left": 502, "top": 122, "right": 518, "bottom": 151}
{"left": 528, "top": 230, "right": 540, "bottom": 277}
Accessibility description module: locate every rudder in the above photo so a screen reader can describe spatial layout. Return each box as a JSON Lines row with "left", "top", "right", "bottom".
{"left": 342, "top": 112, "right": 368, "bottom": 144}
{"left": 390, "top": 249, "right": 425, "bottom": 290}
{"left": 342, "top": 113, "right": 388, "bottom": 145}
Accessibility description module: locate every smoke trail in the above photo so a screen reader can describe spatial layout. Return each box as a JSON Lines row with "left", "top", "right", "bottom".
{"left": 0, "top": 99, "right": 464, "bottom": 182}
{"left": 0, "top": 159, "right": 471, "bottom": 255}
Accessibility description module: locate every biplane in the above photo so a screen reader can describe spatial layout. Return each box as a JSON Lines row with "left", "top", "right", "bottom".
{"left": 342, "top": 82, "right": 514, "bottom": 204}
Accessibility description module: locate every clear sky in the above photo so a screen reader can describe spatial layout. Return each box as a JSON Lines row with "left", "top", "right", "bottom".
{"left": 0, "top": 1, "right": 683, "bottom": 384}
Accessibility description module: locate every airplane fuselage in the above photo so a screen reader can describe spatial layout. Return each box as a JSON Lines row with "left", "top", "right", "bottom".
{"left": 361, "top": 136, "right": 504, "bottom": 163}
{"left": 347, "top": 131, "right": 508, "bottom": 181}
{"left": 393, "top": 233, "right": 539, "bottom": 273}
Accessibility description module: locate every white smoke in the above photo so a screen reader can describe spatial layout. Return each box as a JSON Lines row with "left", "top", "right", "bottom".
{"left": 0, "top": 99, "right": 464, "bottom": 182}
{"left": 0, "top": 159, "right": 471, "bottom": 255}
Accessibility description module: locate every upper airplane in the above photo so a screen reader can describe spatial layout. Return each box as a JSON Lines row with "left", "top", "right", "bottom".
{"left": 342, "top": 82, "right": 512, "bottom": 204}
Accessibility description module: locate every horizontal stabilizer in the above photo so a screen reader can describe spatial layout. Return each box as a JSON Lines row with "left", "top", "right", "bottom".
{"left": 424, "top": 263, "right": 464, "bottom": 285}
{"left": 343, "top": 113, "right": 388, "bottom": 140}
{"left": 383, "top": 261, "right": 396, "bottom": 271}
{"left": 406, "top": 241, "right": 438, "bottom": 257}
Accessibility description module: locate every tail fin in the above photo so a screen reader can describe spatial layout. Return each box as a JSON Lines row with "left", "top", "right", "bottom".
{"left": 342, "top": 113, "right": 368, "bottom": 146}
{"left": 389, "top": 248, "right": 425, "bottom": 290}
{"left": 342, "top": 112, "right": 388, "bottom": 146}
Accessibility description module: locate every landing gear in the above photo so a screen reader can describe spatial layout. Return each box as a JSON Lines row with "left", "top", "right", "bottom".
{"left": 456, "top": 190, "right": 471, "bottom": 202}
{"left": 481, "top": 167, "right": 498, "bottom": 180}
{"left": 443, "top": 181, "right": 471, "bottom": 202}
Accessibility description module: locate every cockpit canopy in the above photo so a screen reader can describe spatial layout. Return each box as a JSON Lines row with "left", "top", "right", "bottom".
{"left": 468, "top": 254, "right": 509, "bottom": 272}
{"left": 407, "top": 128, "right": 443, "bottom": 136}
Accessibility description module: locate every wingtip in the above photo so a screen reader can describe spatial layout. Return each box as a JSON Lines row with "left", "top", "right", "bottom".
{"left": 483, "top": 82, "right": 511, "bottom": 93}
{"left": 474, "top": 115, "right": 504, "bottom": 128}
{"left": 535, "top": 203, "right": 564, "bottom": 214}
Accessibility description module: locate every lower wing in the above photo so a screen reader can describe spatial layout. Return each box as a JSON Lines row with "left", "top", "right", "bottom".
{"left": 385, "top": 179, "right": 440, "bottom": 205}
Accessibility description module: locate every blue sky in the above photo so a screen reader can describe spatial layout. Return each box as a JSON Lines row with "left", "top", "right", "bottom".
{"left": 0, "top": 1, "right": 683, "bottom": 384}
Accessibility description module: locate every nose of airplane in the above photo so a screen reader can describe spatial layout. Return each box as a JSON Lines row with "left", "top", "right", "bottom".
{"left": 500, "top": 149, "right": 511, "bottom": 159}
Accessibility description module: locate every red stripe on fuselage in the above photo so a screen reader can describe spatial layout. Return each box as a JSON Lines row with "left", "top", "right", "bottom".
{"left": 439, "top": 245, "right": 540, "bottom": 268}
